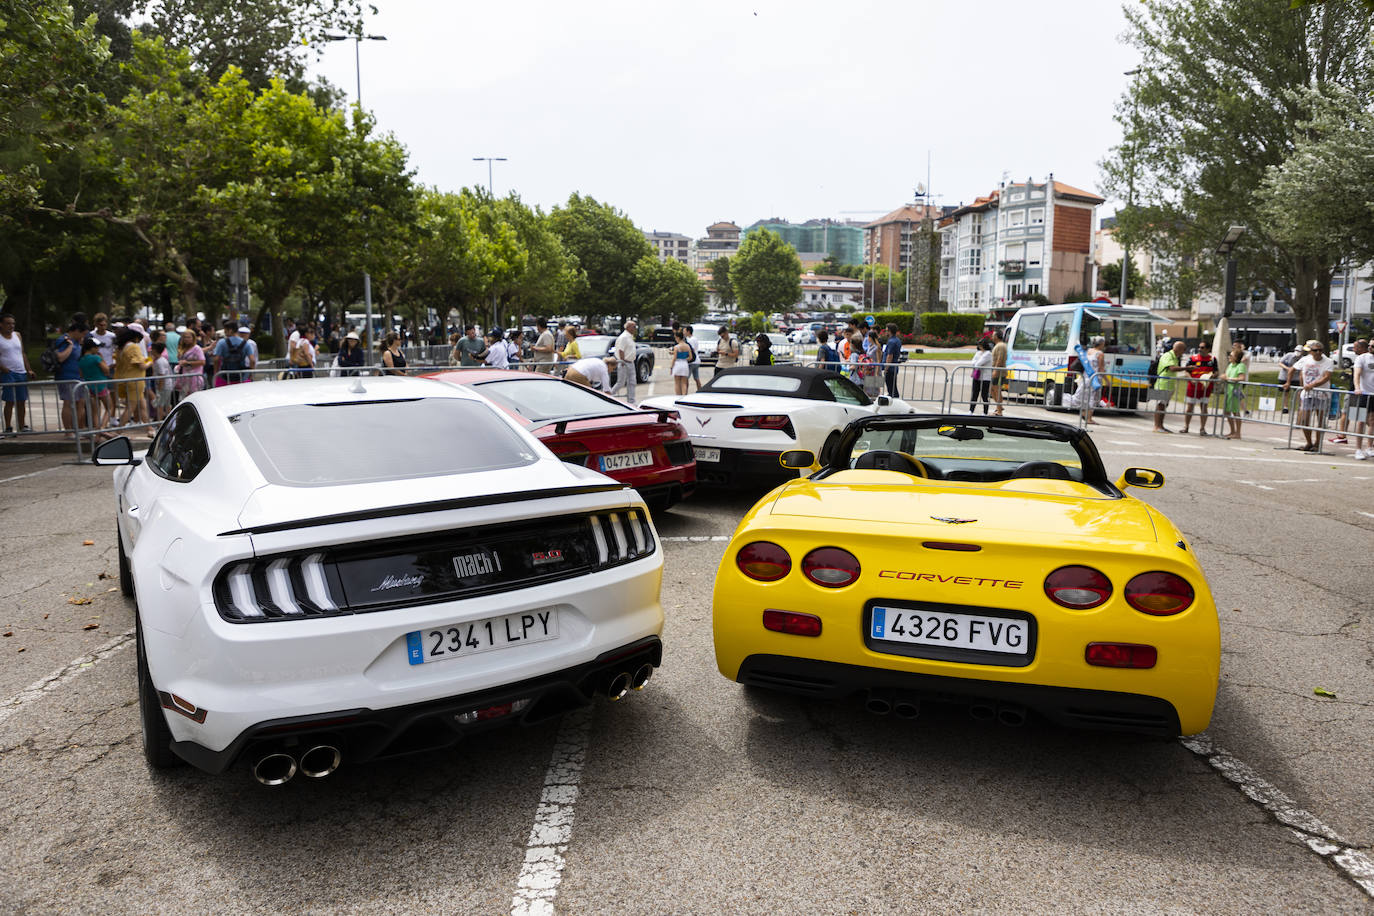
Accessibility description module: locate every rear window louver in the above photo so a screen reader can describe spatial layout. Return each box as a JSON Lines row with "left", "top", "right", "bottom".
{"left": 213, "top": 509, "right": 656, "bottom": 623}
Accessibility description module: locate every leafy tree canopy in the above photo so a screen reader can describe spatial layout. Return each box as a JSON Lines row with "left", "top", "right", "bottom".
{"left": 731, "top": 227, "right": 802, "bottom": 313}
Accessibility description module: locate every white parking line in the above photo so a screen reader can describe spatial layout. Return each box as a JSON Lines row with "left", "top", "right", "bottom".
{"left": 1180, "top": 734, "right": 1374, "bottom": 897}
{"left": 0, "top": 465, "right": 63, "bottom": 485}
{"left": 510, "top": 706, "right": 593, "bottom": 916}
{"left": 1359, "top": 511, "right": 1374, "bottom": 520}
{"left": 660, "top": 535, "right": 731, "bottom": 542}
{"left": 0, "top": 629, "right": 134, "bottom": 728}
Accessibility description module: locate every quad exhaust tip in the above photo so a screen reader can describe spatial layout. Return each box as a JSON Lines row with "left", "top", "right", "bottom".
{"left": 252, "top": 752, "right": 298, "bottom": 786}
{"left": 299, "top": 745, "right": 342, "bottom": 779}
{"left": 607, "top": 671, "right": 633, "bottom": 701}
{"left": 865, "top": 689, "right": 893, "bottom": 716}
{"left": 630, "top": 664, "right": 653, "bottom": 691}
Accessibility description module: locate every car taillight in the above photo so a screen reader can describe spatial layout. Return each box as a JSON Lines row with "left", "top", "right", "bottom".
{"left": 801, "top": 547, "right": 861, "bottom": 587}
{"left": 733, "top": 415, "right": 795, "bottom": 434}
{"left": 1085, "top": 642, "right": 1157, "bottom": 668}
{"left": 215, "top": 553, "right": 340, "bottom": 621}
{"left": 763, "top": 610, "right": 822, "bottom": 637}
{"left": 1124, "top": 572, "right": 1195, "bottom": 615}
{"left": 1043, "top": 565, "right": 1112, "bottom": 609}
{"left": 547, "top": 440, "right": 590, "bottom": 466}
{"left": 737, "top": 541, "right": 791, "bottom": 581}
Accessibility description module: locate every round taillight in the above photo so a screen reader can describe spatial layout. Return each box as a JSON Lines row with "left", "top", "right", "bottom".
{"left": 737, "top": 541, "right": 791, "bottom": 581}
{"left": 801, "top": 547, "right": 861, "bottom": 588}
{"left": 1044, "top": 565, "right": 1112, "bottom": 609}
{"left": 1124, "top": 571, "right": 1194, "bottom": 615}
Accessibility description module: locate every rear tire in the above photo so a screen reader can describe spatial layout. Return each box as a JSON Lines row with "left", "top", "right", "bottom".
{"left": 117, "top": 529, "right": 134, "bottom": 598}
{"left": 637, "top": 358, "right": 652, "bottom": 383}
{"left": 137, "top": 618, "right": 183, "bottom": 770}
{"left": 1042, "top": 383, "right": 1060, "bottom": 409}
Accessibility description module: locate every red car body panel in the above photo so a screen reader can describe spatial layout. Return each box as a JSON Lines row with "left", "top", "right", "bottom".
{"left": 424, "top": 369, "right": 697, "bottom": 506}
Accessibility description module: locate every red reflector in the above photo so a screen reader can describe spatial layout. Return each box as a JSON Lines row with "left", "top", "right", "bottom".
{"left": 1085, "top": 643, "right": 1157, "bottom": 668}
{"left": 763, "top": 610, "right": 822, "bottom": 637}
{"left": 476, "top": 703, "right": 513, "bottom": 721}
{"left": 921, "top": 541, "right": 981, "bottom": 552}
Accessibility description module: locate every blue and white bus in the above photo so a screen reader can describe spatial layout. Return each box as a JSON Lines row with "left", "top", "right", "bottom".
{"left": 1004, "top": 302, "right": 1165, "bottom": 410}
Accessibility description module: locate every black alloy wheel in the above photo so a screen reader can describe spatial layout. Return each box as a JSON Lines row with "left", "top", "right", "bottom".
{"left": 637, "top": 358, "right": 652, "bottom": 383}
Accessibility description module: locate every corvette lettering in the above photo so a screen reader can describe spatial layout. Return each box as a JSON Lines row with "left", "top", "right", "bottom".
{"left": 453, "top": 551, "right": 502, "bottom": 578}
{"left": 878, "top": 571, "right": 1023, "bottom": 588}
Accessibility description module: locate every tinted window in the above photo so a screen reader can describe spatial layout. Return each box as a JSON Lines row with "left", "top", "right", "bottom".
{"left": 1012, "top": 314, "right": 1044, "bottom": 350}
{"left": 231, "top": 398, "right": 538, "bottom": 487}
{"left": 824, "top": 377, "right": 869, "bottom": 405}
{"left": 474, "top": 378, "right": 625, "bottom": 422}
{"left": 1039, "top": 312, "right": 1073, "bottom": 351}
{"left": 148, "top": 406, "right": 210, "bottom": 482}
{"left": 702, "top": 374, "right": 802, "bottom": 394}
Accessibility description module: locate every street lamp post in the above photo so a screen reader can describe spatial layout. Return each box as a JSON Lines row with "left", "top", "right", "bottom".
{"left": 323, "top": 32, "right": 387, "bottom": 358}
{"left": 1121, "top": 68, "right": 1141, "bottom": 306}
{"left": 473, "top": 157, "right": 506, "bottom": 329}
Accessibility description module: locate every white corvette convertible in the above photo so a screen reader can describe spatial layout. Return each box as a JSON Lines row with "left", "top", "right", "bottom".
{"left": 640, "top": 365, "right": 917, "bottom": 485}
{"left": 96, "top": 376, "right": 663, "bottom": 784}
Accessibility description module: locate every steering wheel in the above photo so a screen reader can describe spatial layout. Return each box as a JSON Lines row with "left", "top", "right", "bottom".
{"left": 1010, "top": 460, "right": 1071, "bottom": 480}
{"left": 853, "top": 450, "right": 929, "bottom": 478}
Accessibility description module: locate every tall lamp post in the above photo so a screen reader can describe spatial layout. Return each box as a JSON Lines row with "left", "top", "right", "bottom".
{"left": 323, "top": 32, "right": 387, "bottom": 358}
{"left": 473, "top": 157, "right": 507, "bottom": 329}
{"left": 1121, "top": 68, "right": 1142, "bottom": 305}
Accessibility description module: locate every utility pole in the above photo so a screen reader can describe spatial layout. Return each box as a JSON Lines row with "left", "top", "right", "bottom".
{"left": 1121, "top": 68, "right": 1142, "bottom": 305}
{"left": 474, "top": 157, "right": 507, "bottom": 329}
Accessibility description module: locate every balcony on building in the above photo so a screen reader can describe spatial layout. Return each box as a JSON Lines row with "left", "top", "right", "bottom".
{"left": 999, "top": 259, "right": 1025, "bottom": 276}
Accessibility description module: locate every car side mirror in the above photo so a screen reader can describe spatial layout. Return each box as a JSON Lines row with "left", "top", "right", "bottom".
{"left": 779, "top": 449, "right": 816, "bottom": 470}
{"left": 1118, "top": 467, "right": 1164, "bottom": 489}
{"left": 876, "top": 395, "right": 891, "bottom": 406}
{"left": 93, "top": 435, "right": 138, "bottom": 466}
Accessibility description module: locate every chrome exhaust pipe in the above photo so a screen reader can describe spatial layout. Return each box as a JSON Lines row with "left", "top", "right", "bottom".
{"left": 299, "top": 744, "right": 342, "bottom": 779}
{"left": 606, "top": 671, "right": 632, "bottom": 701}
{"left": 893, "top": 699, "right": 921, "bottom": 720}
{"left": 996, "top": 704, "right": 1027, "bottom": 728}
{"left": 252, "top": 752, "right": 298, "bottom": 786}
{"left": 865, "top": 689, "right": 893, "bottom": 716}
{"left": 630, "top": 663, "right": 654, "bottom": 691}
{"left": 969, "top": 702, "right": 995, "bottom": 722}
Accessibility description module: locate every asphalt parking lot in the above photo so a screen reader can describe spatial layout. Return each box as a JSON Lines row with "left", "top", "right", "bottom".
{"left": 1, "top": 369, "right": 1371, "bottom": 914}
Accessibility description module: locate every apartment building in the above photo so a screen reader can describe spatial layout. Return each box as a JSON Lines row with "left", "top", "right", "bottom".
{"left": 691, "top": 221, "right": 742, "bottom": 268}
{"left": 938, "top": 178, "right": 1104, "bottom": 312}
{"left": 644, "top": 230, "right": 691, "bottom": 265}
{"left": 863, "top": 203, "right": 947, "bottom": 273}
{"left": 800, "top": 272, "right": 863, "bottom": 308}
{"left": 746, "top": 218, "right": 865, "bottom": 266}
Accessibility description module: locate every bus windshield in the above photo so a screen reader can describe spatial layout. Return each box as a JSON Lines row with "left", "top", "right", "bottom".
{"left": 1081, "top": 313, "right": 1151, "bottom": 354}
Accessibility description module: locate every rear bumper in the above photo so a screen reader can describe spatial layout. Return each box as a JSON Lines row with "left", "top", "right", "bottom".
{"left": 172, "top": 636, "right": 663, "bottom": 774}
{"left": 693, "top": 446, "right": 797, "bottom": 486}
{"left": 735, "top": 654, "right": 1183, "bottom": 736}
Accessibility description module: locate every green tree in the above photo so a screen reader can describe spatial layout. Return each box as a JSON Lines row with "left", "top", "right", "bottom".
{"left": 548, "top": 193, "right": 651, "bottom": 319}
{"left": 1097, "top": 261, "right": 1140, "bottom": 302}
{"left": 1100, "top": 0, "right": 1374, "bottom": 344}
{"left": 633, "top": 256, "right": 705, "bottom": 327}
{"left": 731, "top": 228, "right": 802, "bottom": 313}
{"left": 710, "top": 255, "right": 735, "bottom": 308}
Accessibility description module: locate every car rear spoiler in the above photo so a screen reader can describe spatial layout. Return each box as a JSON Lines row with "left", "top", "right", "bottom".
{"left": 532, "top": 410, "right": 678, "bottom": 435}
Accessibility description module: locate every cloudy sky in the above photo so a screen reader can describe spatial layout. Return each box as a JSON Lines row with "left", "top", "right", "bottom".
{"left": 308, "top": 0, "right": 1139, "bottom": 235}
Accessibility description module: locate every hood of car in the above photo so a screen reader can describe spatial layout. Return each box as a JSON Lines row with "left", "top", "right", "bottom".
{"left": 768, "top": 479, "right": 1159, "bottom": 543}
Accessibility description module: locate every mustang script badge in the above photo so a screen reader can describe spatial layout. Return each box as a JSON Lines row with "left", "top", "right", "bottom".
{"left": 930, "top": 516, "right": 977, "bottom": 524}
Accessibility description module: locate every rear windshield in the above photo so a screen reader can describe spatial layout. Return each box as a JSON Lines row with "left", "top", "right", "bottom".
{"left": 702, "top": 374, "right": 802, "bottom": 394}
{"left": 473, "top": 378, "right": 622, "bottom": 422}
{"left": 231, "top": 398, "right": 538, "bottom": 487}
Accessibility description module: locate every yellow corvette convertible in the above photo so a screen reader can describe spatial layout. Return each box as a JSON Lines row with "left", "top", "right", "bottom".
{"left": 712, "top": 414, "right": 1219, "bottom": 736}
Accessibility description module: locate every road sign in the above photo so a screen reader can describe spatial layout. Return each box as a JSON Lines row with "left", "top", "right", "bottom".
{"left": 865, "top": 315, "right": 875, "bottom": 327}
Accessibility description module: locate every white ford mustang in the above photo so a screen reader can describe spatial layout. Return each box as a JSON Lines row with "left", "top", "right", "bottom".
{"left": 96, "top": 376, "right": 663, "bottom": 784}
{"left": 640, "top": 365, "right": 917, "bottom": 485}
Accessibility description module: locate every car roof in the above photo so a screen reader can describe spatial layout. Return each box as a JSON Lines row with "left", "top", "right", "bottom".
{"left": 184, "top": 375, "right": 472, "bottom": 415}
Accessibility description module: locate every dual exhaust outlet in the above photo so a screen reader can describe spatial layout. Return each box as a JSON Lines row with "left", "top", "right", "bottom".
{"left": 865, "top": 690, "right": 1027, "bottom": 728}
{"left": 251, "top": 744, "right": 342, "bottom": 786}
{"left": 605, "top": 663, "right": 654, "bottom": 701}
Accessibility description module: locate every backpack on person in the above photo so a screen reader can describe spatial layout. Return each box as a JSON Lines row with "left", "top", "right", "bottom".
{"left": 221, "top": 336, "right": 247, "bottom": 372}
{"left": 39, "top": 338, "right": 62, "bottom": 376}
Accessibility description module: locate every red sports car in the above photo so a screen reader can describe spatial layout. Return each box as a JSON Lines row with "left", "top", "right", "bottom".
{"left": 425, "top": 369, "right": 696, "bottom": 511}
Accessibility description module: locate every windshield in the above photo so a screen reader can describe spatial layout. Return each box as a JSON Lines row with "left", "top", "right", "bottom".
{"left": 232, "top": 398, "right": 538, "bottom": 487}
{"left": 472, "top": 377, "right": 623, "bottom": 422}
{"left": 1081, "top": 316, "right": 1152, "bottom": 355}
{"left": 840, "top": 421, "right": 1092, "bottom": 483}
{"left": 572, "top": 336, "right": 614, "bottom": 355}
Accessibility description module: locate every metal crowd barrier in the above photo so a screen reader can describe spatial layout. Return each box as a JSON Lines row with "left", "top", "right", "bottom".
{"left": 797, "top": 359, "right": 950, "bottom": 408}
{"left": 0, "top": 376, "right": 75, "bottom": 438}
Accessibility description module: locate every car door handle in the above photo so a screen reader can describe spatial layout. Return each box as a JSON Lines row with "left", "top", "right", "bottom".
{"left": 127, "top": 505, "right": 140, "bottom": 518}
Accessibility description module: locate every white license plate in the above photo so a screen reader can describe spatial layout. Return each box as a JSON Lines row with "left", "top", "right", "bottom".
{"left": 406, "top": 609, "right": 558, "bottom": 665}
{"left": 870, "top": 606, "right": 1027, "bottom": 655}
{"left": 600, "top": 449, "right": 654, "bottom": 472}
{"left": 694, "top": 446, "right": 721, "bottom": 463}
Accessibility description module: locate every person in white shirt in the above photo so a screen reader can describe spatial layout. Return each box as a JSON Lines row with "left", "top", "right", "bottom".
{"left": 1350, "top": 338, "right": 1373, "bottom": 459}
{"left": 607, "top": 320, "right": 638, "bottom": 404}
{"left": 1284, "top": 339, "right": 1335, "bottom": 452}
{"left": 532, "top": 318, "right": 557, "bottom": 373}
{"left": 505, "top": 330, "right": 523, "bottom": 369}
{"left": 483, "top": 331, "right": 509, "bottom": 369}
{"left": 565, "top": 355, "right": 613, "bottom": 391}
{"left": 0, "top": 312, "right": 34, "bottom": 434}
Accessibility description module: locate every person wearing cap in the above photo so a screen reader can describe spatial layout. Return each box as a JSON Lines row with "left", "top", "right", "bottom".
{"left": 753, "top": 332, "right": 775, "bottom": 366}
{"left": 236, "top": 326, "right": 258, "bottom": 380}
{"left": 565, "top": 355, "right": 614, "bottom": 391}
{"left": 337, "top": 331, "right": 365, "bottom": 376}
{"left": 1285, "top": 339, "right": 1335, "bottom": 452}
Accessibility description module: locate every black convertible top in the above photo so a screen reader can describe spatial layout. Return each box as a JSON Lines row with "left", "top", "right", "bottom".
{"left": 701, "top": 365, "right": 868, "bottom": 403}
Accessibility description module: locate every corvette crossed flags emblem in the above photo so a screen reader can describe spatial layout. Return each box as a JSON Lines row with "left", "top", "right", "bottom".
{"left": 930, "top": 516, "right": 977, "bottom": 524}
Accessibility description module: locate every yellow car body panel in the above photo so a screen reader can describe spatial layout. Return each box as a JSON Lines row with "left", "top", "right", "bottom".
{"left": 712, "top": 472, "right": 1220, "bottom": 736}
